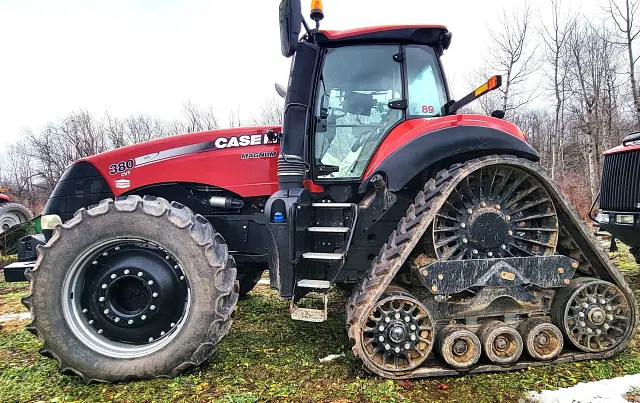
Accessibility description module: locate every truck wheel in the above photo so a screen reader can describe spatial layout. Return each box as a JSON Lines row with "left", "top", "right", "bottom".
{"left": 630, "top": 246, "right": 640, "bottom": 264}
{"left": 22, "top": 195, "right": 238, "bottom": 382}
{"left": 237, "top": 266, "right": 264, "bottom": 297}
{"left": 0, "top": 202, "right": 33, "bottom": 233}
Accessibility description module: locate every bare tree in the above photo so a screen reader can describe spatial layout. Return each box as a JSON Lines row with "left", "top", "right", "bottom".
{"left": 247, "top": 97, "right": 284, "bottom": 126}
{"left": 604, "top": 0, "right": 640, "bottom": 125}
{"left": 480, "top": 2, "right": 540, "bottom": 115}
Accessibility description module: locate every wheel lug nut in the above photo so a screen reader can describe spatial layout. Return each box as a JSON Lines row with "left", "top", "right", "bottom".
{"left": 174, "top": 265, "right": 179, "bottom": 270}
{"left": 586, "top": 328, "right": 593, "bottom": 333}
{"left": 404, "top": 316, "right": 411, "bottom": 322}
{"left": 150, "top": 305, "right": 156, "bottom": 310}
{"left": 88, "top": 320, "right": 94, "bottom": 325}
{"left": 98, "top": 329, "right": 103, "bottom": 334}
{"left": 149, "top": 337, "right": 154, "bottom": 342}
{"left": 495, "top": 204, "right": 501, "bottom": 209}
{"left": 394, "top": 347, "right": 400, "bottom": 353}
{"left": 128, "top": 319, "right": 134, "bottom": 324}
{"left": 481, "top": 202, "right": 487, "bottom": 207}
{"left": 170, "top": 322, "right": 175, "bottom": 327}
{"left": 115, "top": 246, "right": 120, "bottom": 251}
{"left": 395, "top": 313, "right": 400, "bottom": 319}
{"left": 101, "top": 284, "right": 107, "bottom": 289}
{"left": 488, "top": 252, "right": 493, "bottom": 257}
{"left": 506, "top": 215, "right": 511, "bottom": 221}
{"left": 404, "top": 343, "right": 411, "bottom": 349}
{"left": 462, "top": 238, "right": 468, "bottom": 244}
{"left": 92, "top": 261, "right": 98, "bottom": 265}
{"left": 467, "top": 209, "right": 473, "bottom": 214}
{"left": 138, "top": 272, "right": 143, "bottom": 277}
{"left": 141, "top": 315, "right": 147, "bottom": 320}
{"left": 596, "top": 329, "right": 602, "bottom": 335}
{"left": 103, "top": 309, "right": 109, "bottom": 314}
{"left": 604, "top": 324, "right": 610, "bottom": 330}
{"left": 385, "top": 344, "right": 390, "bottom": 350}
{"left": 378, "top": 336, "right": 385, "bottom": 342}
{"left": 110, "top": 274, "right": 116, "bottom": 279}
{"left": 385, "top": 317, "right": 391, "bottom": 323}
{"left": 180, "top": 276, "right": 185, "bottom": 280}
{"left": 410, "top": 334, "right": 416, "bottom": 341}
{"left": 460, "top": 223, "right": 466, "bottom": 228}
{"left": 165, "top": 255, "right": 170, "bottom": 260}
{"left": 99, "top": 297, "right": 105, "bottom": 302}
{"left": 124, "top": 269, "right": 130, "bottom": 274}
{"left": 589, "top": 298, "right": 596, "bottom": 303}
{"left": 114, "top": 317, "right": 120, "bottom": 323}
{"left": 102, "top": 252, "right": 108, "bottom": 256}
{"left": 606, "top": 305, "right": 613, "bottom": 311}
{"left": 579, "top": 312, "right": 585, "bottom": 317}
{"left": 582, "top": 302, "right": 589, "bottom": 308}
{"left": 607, "top": 314, "right": 613, "bottom": 321}
{"left": 152, "top": 292, "right": 158, "bottom": 298}
{"left": 599, "top": 299, "right": 606, "bottom": 305}
{"left": 473, "top": 249, "right": 478, "bottom": 255}
{"left": 82, "top": 308, "right": 88, "bottom": 313}
{"left": 148, "top": 280, "right": 154, "bottom": 285}
{"left": 410, "top": 325, "right": 416, "bottom": 331}
{"left": 379, "top": 325, "right": 385, "bottom": 331}
{"left": 160, "top": 331, "right": 165, "bottom": 336}
{"left": 579, "top": 321, "right": 586, "bottom": 327}
{"left": 508, "top": 230, "right": 513, "bottom": 236}
{"left": 501, "top": 244, "right": 507, "bottom": 249}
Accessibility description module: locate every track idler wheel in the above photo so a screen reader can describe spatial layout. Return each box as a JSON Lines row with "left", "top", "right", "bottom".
{"left": 360, "top": 293, "right": 434, "bottom": 372}
{"left": 480, "top": 321, "right": 523, "bottom": 364}
{"left": 519, "top": 319, "right": 563, "bottom": 360}
{"left": 438, "top": 326, "right": 481, "bottom": 369}
{"left": 552, "top": 277, "right": 633, "bottom": 353}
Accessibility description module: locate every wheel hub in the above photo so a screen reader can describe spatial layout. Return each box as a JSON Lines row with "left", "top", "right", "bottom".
{"left": 588, "top": 307, "right": 606, "bottom": 325}
{"left": 77, "top": 241, "right": 189, "bottom": 346}
{"left": 534, "top": 332, "right": 549, "bottom": 347}
{"left": 494, "top": 335, "right": 509, "bottom": 351}
{"left": 452, "top": 338, "right": 469, "bottom": 356}
{"left": 389, "top": 324, "right": 408, "bottom": 343}
{"left": 467, "top": 209, "right": 509, "bottom": 249}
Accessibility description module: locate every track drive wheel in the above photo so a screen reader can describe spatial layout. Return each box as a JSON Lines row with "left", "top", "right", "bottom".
{"left": 0, "top": 202, "right": 33, "bottom": 233}
{"left": 22, "top": 195, "right": 238, "bottom": 382}
{"left": 360, "top": 292, "right": 434, "bottom": 372}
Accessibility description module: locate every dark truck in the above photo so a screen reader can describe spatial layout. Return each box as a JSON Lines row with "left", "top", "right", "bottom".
{"left": 597, "top": 132, "right": 640, "bottom": 264}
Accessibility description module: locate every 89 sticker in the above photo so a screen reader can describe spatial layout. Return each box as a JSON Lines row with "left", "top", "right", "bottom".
{"left": 109, "top": 159, "right": 135, "bottom": 175}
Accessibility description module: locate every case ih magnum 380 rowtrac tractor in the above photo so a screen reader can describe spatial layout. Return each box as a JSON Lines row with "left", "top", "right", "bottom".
{"left": 15, "top": 0, "right": 637, "bottom": 382}
{"left": 597, "top": 132, "right": 640, "bottom": 264}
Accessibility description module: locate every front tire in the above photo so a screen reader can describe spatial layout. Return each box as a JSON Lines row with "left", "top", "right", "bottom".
{"left": 0, "top": 202, "right": 33, "bottom": 233}
{"left": 22, "top": 196, "right": 238, "bottom": 382}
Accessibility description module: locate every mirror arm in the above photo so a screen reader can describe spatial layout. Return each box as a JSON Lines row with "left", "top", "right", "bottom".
{"left": 302, "top": 18, "right": 313, "bottom": 36}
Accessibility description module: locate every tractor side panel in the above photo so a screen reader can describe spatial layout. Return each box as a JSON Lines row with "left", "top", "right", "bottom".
{"left": 362, "top": 115, "right": 538, "bottom": 191}
{"left": 85, "top": 126, "right": 281, "bottom": 198}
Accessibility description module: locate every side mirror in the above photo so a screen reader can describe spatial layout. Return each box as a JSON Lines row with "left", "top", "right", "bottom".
{"left": 279, "top": 0, "right": 302, "bottom": 58}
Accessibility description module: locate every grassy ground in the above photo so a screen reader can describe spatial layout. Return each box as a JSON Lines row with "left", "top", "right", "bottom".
{"left": 0, "top": 243, "right": 639, "bottom": 402}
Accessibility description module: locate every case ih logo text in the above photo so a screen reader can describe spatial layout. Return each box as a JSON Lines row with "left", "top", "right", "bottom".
{"left": 214, "top": 134, "right": 277, "bottom": 149}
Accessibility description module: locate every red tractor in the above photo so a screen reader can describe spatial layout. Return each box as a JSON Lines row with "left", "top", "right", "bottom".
{"left": 18, "top": 0, "right": 636, "bottom": 381}
{"left": 0, "top": 192, "right": 32, "bottom": 234}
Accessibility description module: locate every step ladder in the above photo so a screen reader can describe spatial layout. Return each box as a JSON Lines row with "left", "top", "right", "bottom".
{"left": 290, "top": 201, "right": 357, "bottom": 322}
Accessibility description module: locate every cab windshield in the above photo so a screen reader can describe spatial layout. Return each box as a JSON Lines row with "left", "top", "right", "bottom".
{"left": 314, "top": 44, "right": 447, "bottom": 179}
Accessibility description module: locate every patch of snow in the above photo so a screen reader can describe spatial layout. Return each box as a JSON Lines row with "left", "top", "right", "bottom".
{"left": 528, "top": 373, "right": 640, "bottom": 403}
{"left": 0, "top": 312, "right": 31, "bottom": 322}
{"left": 258, "top": 279, "right": 270, "bottom": 285}
{"left": 319, "top": 353, "right": 344, "bottom": 363}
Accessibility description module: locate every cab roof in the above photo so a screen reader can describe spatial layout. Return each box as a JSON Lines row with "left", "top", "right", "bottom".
{"left": 317, "top": 25, "right": 451, "bottom": 51}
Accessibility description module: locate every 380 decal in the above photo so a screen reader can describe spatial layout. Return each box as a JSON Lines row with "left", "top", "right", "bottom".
{"left": 109, "top": 159, "right": 135, "bottom": 175}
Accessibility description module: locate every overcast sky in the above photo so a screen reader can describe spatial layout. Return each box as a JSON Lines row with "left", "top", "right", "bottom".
{"left": 0, "top": 0, "right": 603, "bottom": 148}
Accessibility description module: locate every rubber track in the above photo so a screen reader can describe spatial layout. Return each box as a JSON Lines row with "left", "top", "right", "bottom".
{"left": 346, "top": 155, "right": 638, "bottom": 379}
{"left": 22, "top": 195, "right": 238, "bottom": 382}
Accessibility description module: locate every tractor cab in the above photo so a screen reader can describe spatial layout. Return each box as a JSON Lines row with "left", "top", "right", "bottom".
{"left": 265, "top": 0, "right": 501, "bottom": 320}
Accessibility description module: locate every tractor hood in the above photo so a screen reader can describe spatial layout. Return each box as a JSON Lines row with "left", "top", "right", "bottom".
{"left": 84, "top": 126, "right": 281, "bottom": 197}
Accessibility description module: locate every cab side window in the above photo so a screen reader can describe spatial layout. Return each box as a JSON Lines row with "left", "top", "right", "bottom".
{"left": 406, "top": 46, "right": 447, "bottom": 117}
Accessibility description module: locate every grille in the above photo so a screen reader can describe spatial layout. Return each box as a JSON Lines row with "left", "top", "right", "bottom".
{"left": 600, "top": 150, "right": 640, "bottom": 211}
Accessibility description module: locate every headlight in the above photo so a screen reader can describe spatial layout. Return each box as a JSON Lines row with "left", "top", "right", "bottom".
{"left": 596, "top": 212, "right": 610, "bottom": 224}
{"left": 41, "top": 214, "right": 62, "bottom": 230}
{"left": 616, "top": 214, "right": 635, "bottom": 225}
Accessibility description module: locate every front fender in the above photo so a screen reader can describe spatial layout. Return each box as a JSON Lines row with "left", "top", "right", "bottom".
{"left": 362, "top": 116, "right": 539, "bottom": 191}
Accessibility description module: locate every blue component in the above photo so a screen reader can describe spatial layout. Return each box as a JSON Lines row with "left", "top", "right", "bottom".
{"left": 274, "top": 211, "right": 285, "bottom": 223}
